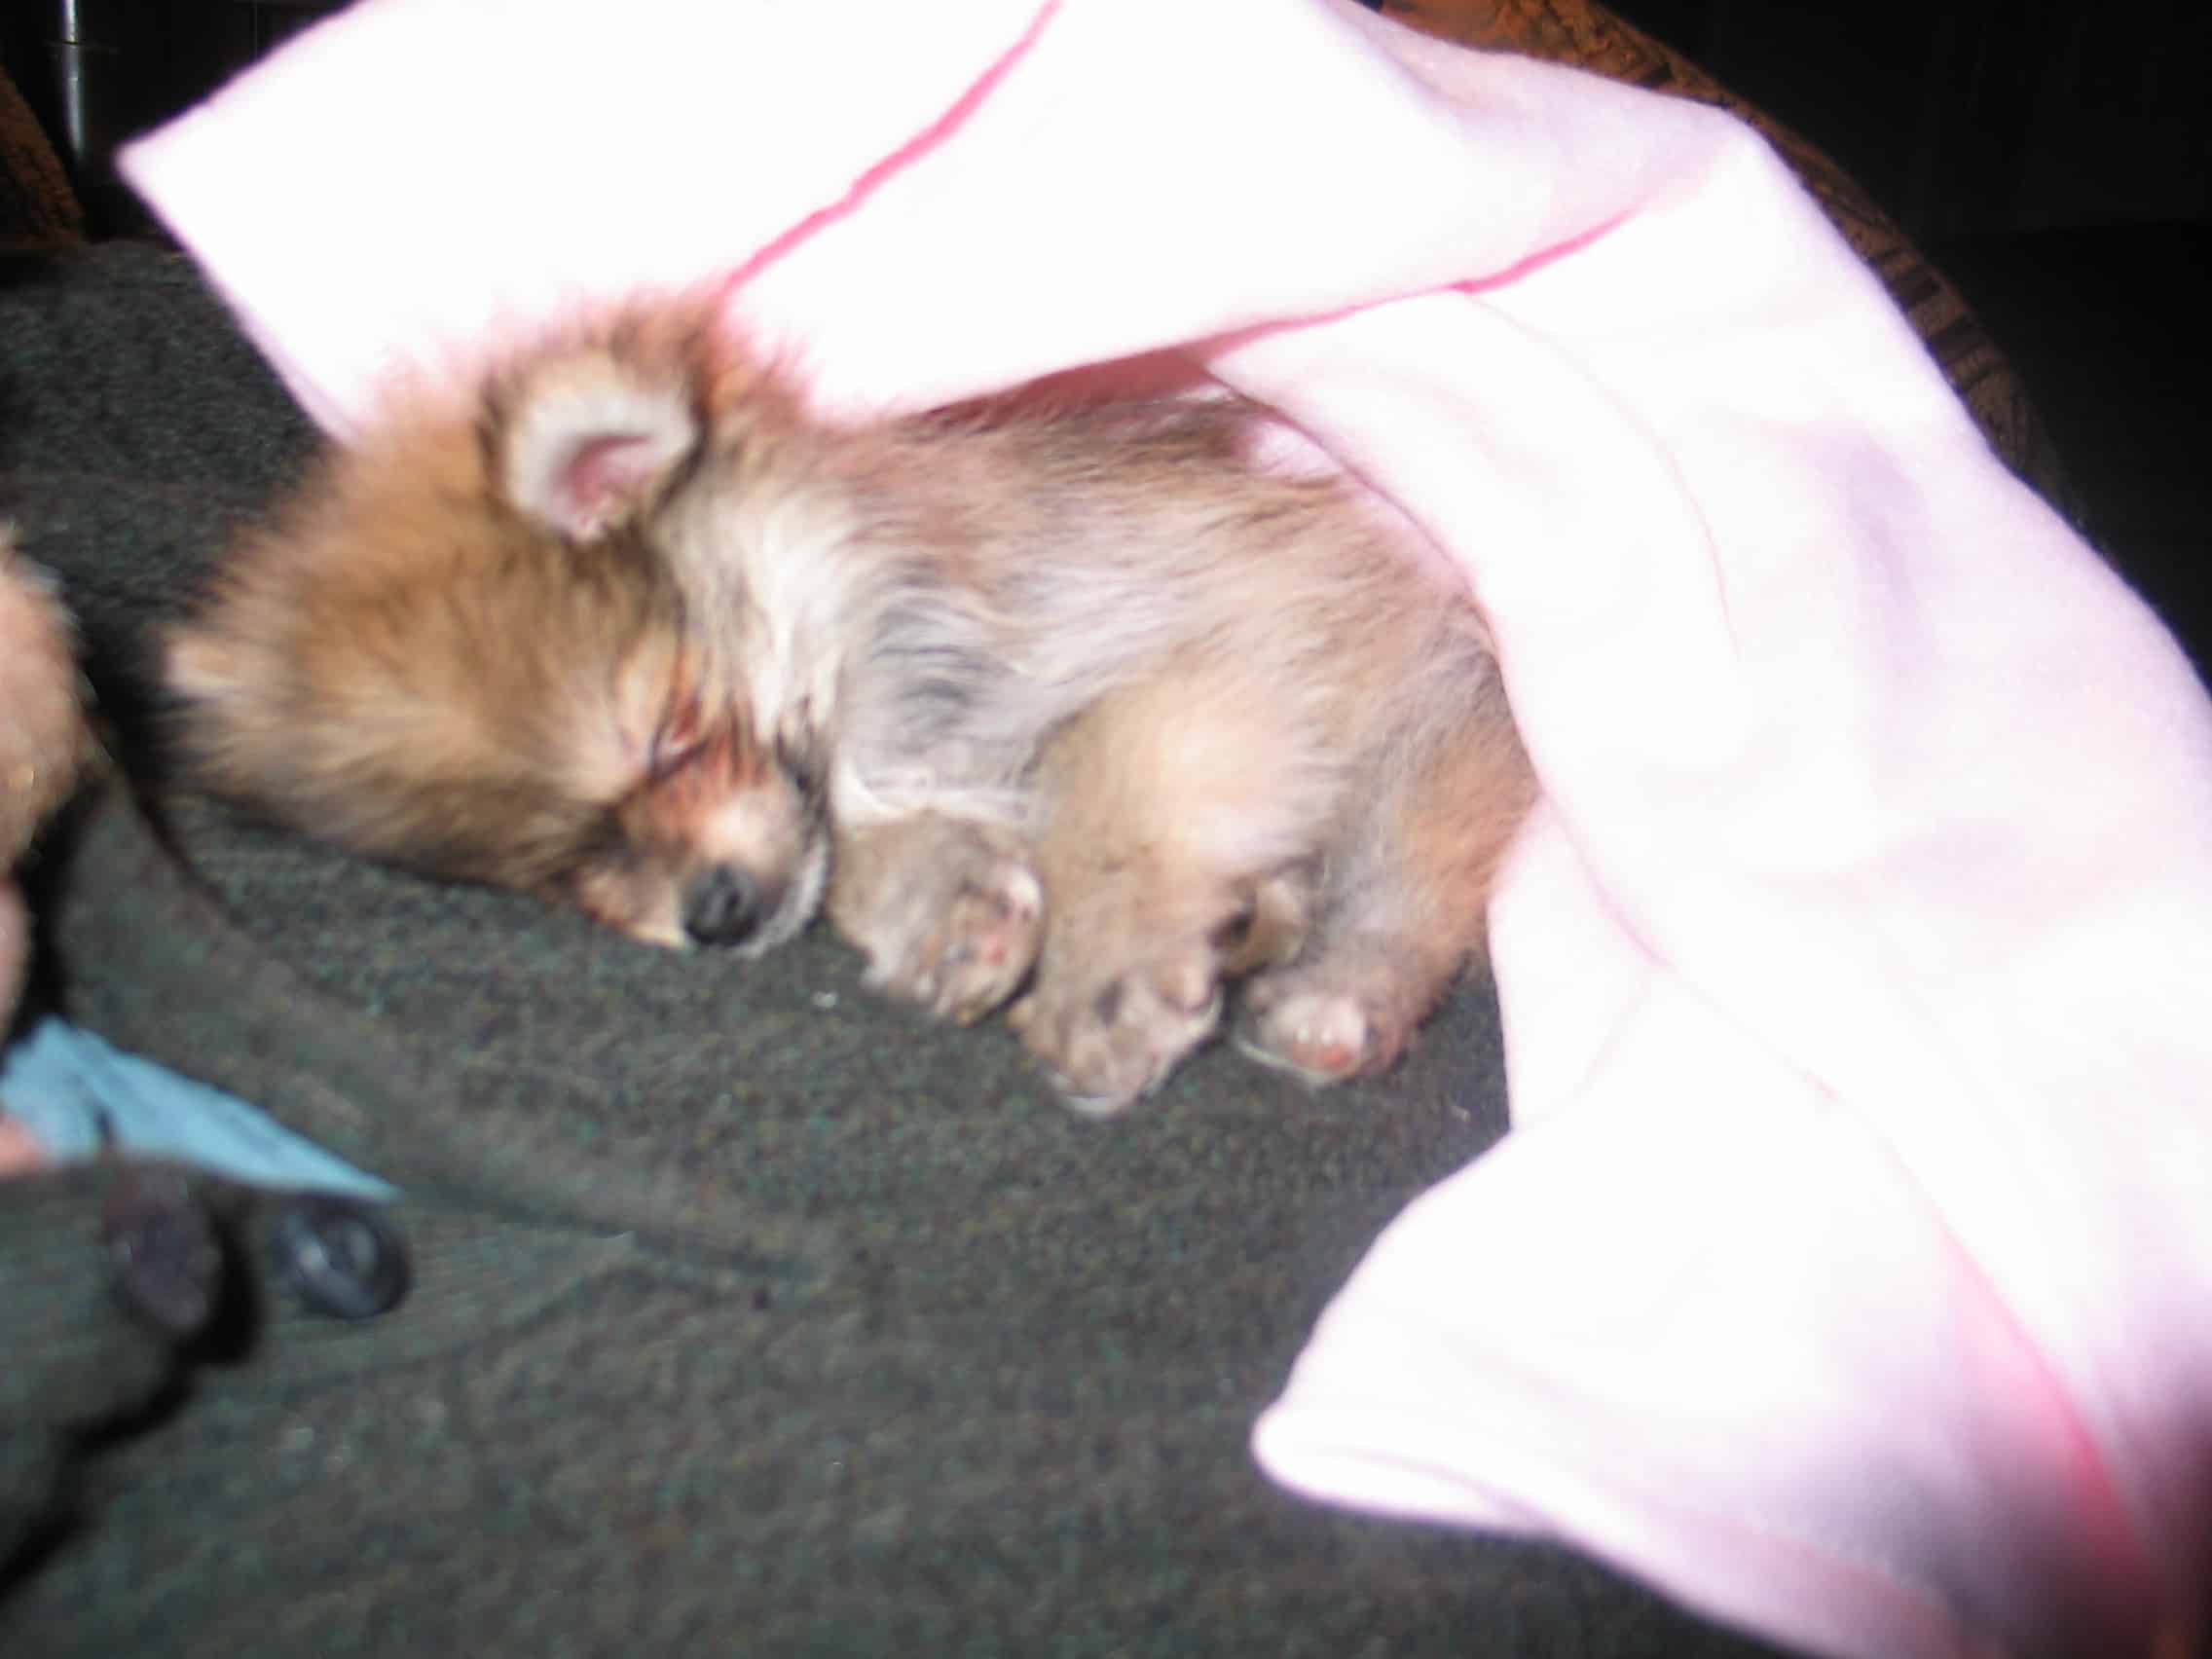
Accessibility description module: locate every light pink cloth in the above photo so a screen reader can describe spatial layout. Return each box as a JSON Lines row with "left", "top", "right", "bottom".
{"left": 122, "top": 2, "right": 2212, "bottom": 1652}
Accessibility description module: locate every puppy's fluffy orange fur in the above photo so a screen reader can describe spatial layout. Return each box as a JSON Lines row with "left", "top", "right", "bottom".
{"left": 168, "top": 313, "right": 1533, "bottom": 1110}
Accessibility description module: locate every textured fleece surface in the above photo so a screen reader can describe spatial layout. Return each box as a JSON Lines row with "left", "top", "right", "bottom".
{"left": 0, "top": 244, "right": 1779, "bottom": 1658}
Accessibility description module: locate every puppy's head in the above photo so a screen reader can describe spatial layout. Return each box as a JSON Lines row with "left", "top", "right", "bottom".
{"left": 166, "top": 323, "right": 830, "bottom": 952}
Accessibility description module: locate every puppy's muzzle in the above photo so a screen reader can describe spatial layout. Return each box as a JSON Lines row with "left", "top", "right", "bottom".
{"left": 682, "top": 864, "right": 769, "bottom": 948}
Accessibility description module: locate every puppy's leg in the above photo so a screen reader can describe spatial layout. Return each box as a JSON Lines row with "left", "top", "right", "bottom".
{"left": 827, "top": 814, "right": 1043, "bottom": 1024}
{"left": 1239, "top": 684, "right": 1531, "bottom": 1085}
{"left": 1011, "top": 663, "right": 1340, "bottom": 1113}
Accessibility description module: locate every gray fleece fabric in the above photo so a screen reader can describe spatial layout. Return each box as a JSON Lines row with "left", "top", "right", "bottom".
{"left": 0, "top": 245, "right": 1787, "bottom": 1657}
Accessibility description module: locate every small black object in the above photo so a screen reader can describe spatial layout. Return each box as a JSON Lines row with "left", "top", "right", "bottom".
{"left": 101, "top": 1166, "right": 224, "bottom": 1339}
{"left": 269, "top": 1196, "right": 410, "bottom": 1321}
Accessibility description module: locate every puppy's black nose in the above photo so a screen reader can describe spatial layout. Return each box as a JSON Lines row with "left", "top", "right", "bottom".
{"left": 682, "top": 865, "right": 761, "bottom": 948}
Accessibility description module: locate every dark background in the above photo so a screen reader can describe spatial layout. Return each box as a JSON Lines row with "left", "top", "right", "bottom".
{"left": 1623, "top": 0, "right": 2212, "bottom": 680}
{"left": 4, "top": 0, "right": 2207, "bottom": 670}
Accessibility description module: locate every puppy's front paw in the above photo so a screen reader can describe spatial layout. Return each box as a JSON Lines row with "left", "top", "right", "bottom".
{"left": 906, "top": 854, "right": 1044, "bottom": 1023}
{"left": 831, "top": 818, "right": 1043, "bottom": 1023}
{"left": 1011, "top": 944, "right": 1222, "bottom": 1115}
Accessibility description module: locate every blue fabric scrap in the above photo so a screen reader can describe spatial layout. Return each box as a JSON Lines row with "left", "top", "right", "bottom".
{"left": 0, "top": 1015, "right": 396, "bottom": 1199}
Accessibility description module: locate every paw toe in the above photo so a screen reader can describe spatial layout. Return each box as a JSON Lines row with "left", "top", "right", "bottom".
{"left": 1237, "top": 985, "right": 1390, "bottom": 1086}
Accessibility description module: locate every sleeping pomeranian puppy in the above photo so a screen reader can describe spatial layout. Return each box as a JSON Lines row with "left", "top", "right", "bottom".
{"left": 166, "top": 310, "right": 1533, "bottom": 1111}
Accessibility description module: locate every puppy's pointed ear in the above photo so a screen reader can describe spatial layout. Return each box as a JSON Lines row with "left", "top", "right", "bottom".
{"left": 488, "top": 349, "right": 702, "bottom": 541}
